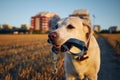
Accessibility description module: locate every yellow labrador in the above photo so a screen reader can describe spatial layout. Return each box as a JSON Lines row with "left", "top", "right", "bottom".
{"left": 48, "top": 16, "right": 100, "bottom": 80}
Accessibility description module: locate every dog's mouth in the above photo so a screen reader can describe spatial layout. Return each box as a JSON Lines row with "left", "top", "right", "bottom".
{"left": 52, "top": 41, "right": 73, "bottom": 53}
{"left": 48, "top": 38, "right": 88, "bottom": 54}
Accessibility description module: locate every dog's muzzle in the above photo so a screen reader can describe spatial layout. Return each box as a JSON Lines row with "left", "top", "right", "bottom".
{"left": 48, "top": 31, "right": 73, "bottom": 53}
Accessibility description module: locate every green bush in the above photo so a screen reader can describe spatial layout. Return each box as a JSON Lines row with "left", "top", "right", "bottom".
{"left": 32, "top": 30, "right": 50, "bottom": 34}
{"left": 100, "top": 29, "right": 109, "bottom": 33}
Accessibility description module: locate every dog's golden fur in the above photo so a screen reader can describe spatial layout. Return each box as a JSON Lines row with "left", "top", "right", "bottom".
{"left": 51, "top": 16, "right": 100, "bottom": 80}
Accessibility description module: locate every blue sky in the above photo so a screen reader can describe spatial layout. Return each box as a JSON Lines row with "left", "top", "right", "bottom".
{"left": 0, "top": 0, "right": 120, "bottom": 30}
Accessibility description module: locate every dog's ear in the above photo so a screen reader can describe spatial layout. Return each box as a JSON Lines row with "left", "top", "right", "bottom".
{"left": 83, "top": 24, "right": 89, "bottom": 33}
{"left": 82, "top": 21, "right": 91, "bottom": 33}
{"left": 82, "top": 21, "right": 92, "bottom": 39}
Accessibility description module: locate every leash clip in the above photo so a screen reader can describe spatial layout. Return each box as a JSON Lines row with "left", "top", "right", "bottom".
{"left": 51, "top": 52, "right": 58, "bottom": 74}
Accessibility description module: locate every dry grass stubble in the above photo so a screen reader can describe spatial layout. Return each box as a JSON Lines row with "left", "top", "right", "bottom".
{"left": 0, "top": 34, "right": 65, "bottom": 80}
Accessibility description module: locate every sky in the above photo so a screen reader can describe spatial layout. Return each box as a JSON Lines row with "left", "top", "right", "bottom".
{"left": 0, "top": 0, "right": 120, "bottom": 30}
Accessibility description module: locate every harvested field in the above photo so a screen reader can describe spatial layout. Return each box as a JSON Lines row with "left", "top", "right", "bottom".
{"left": 101, "top": 34, "right": 120, "bottom": 55}
{"left": 1, "top": 34, "right": 120, "bottom": 80}
{"left": 0, "top": 34, "right": 65, "bottom": 80}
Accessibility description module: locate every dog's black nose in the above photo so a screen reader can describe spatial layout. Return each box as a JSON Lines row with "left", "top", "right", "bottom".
{"left": 48, "top": 32, "right": 57, "bottom": 44}
{"left": 48, "top": 32, "right": 57, "bottom": 39}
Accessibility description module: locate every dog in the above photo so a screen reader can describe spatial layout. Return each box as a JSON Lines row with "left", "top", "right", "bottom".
{"left": 48, "top": 16, "right": 100, "bottom": 80}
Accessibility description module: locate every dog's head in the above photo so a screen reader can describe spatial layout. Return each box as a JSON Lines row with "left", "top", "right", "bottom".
{"left": 48, "top": 16, "right": 92, "bottom": 53}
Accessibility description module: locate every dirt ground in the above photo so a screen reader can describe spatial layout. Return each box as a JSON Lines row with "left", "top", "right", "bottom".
{"left": 98, "top": 35, "right": 120, "bottom": 80}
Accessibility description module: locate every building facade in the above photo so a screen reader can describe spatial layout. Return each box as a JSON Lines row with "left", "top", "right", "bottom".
{"left": 2, "top": 24, "right": 13, "bottom": 29}
{"left": 0, "top": 24, "right": 3, "bottom": 29}
{"left": 69, "top": 9, "right": 91, "bottom": 26}
{"left": 31, "top": 16, "right": 49, "bottom": 31}
{"left": 31, "top": 12, "right": 60, "bottom": 32}
{"left": 20, "top": 24, "right": 30, "bottom": 30}
{"left": 109, "top": 26, "right": 118, "bottom": 33}
{"left": 93, "top": 25, "right": 101, "bottom": 33}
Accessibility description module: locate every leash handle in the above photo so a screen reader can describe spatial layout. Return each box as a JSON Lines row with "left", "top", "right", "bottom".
{"left": 66, "top": 38, "right": 88, "bottom": 51}
{"left": 63, "top": 38, "right": 88, "bottom": 56}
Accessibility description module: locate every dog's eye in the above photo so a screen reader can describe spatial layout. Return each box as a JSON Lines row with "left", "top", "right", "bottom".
{"left": 67, "top": 25, "right": 75, "bottom": 29}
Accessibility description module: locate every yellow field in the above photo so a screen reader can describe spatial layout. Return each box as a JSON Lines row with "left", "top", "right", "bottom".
{"left": 101, "top": 34, "right": 120, "bottom": 54}
{"left": 0, "top": 34, "right": 65, "bottom": 80}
